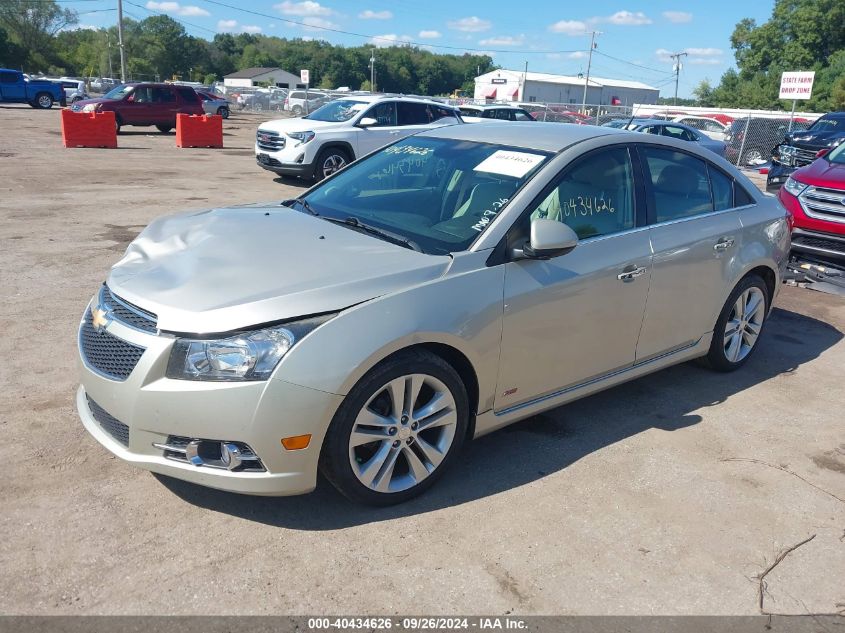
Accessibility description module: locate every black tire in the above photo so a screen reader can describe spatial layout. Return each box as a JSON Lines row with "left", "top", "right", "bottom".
{"left": 217, "top": 106, "right": 229, "bottom": 119}
{"left": 114, "top": 116, "right": 122, "bottom": 134}
{"left": 34, "top": 92, "right": 53, "bottom": 109}
{"left": 320, "top": 350, "right": 470, "bottom": 506}
{"left": 156, "top": 124, "right": 172, "bottom": 133}
{"left": 312, "top": 146, "right": 352, "bottom": 182}
{"left": 292, "top": 105, "right": 303, "bottom": 116}
{"left": 702, "top": 274, "right": 770, "bottom": 372}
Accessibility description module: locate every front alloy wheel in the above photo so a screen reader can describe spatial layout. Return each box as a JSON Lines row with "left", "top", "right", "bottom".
{"left": 321, "top": 351, "right": 469, "bottom": 505}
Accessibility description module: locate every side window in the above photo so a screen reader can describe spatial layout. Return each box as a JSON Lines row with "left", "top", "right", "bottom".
{"left": 0, "top": 71, "right": 18, "bottom": 83}
{"left": 513, "top": 110, "right": 534, "bottom": 121}
{"left": 529, "top": 147, "right": 636, "bottom": 239}
{"left": 482, "top": 109, "right": 496, "bottom": 119}
{"left": 708, "top": 165, "right": 733, "bottom": 211}
{"left": 494, "top": 109, "right": 512, "bottom": 120}
{"left": 152, "top": 87, "right": 176, "bottom": 102}
{"left": 397, "top": 102, "right": 429, "bottom": 125}
{"left": 705, "top": 121, "right": 723, "bottom": 133}
{"left": 661, "top": 125, "right": 688, "bottom": 140}
{"left": 431, "top": 105, "right": 457, "bottom": 121}
{"left": 175, "top": 87, "right": 198, "bottom": 103}
{"left": 642, "top": 147, "right": 714, "bottom": 222}
{"left": 735, "top": 184, "right": 755, "bottom": 206}
{"left": 365, "top": 102, "right": 397, "bottom": 126}
{"left": 641, "top": 126, "right": 659, "bottom": 135}
{"left": 132, "top": 86, "right": 153, "bottom": 102}
{"left": 685, "top": 119, "right": 705, "bottom": 130}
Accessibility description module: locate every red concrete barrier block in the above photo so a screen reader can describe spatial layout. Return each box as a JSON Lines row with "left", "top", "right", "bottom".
{"left": 176, "top": 114, "right": 223, "bottom": 148}
{"left": 61, "top": 109, "right": 117, "bottom": 148}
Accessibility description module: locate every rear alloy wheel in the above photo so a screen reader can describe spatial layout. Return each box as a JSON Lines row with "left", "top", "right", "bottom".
{"left": 742, "top": 148, "right": 763, "bottom": 165}
{"left": 703, "top": 275, "right": 769, "bottom": 372}
{"left": 292, "top": 105, "right": 303, "bottom": 116}
{"left": 218, "top": 107, "right": 229, "bottom": 119}
{"left": 321, "top": 351, "right": 469, "bottom": 505}
{"left": 156, "top": 124, "right": 172, "bottom": 134}
{"left": 314, "top": 147, "right": 350, "bottom": 182}
{"left": 35, "top": 92, "right": 54, "bottom": 109}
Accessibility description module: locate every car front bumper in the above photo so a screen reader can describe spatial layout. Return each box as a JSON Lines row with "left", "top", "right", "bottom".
{"left": 766, "top": 160, "right": 796, "bottom": 189}
{"left": 76, "top": 301, "right": 343, "bottom": 496}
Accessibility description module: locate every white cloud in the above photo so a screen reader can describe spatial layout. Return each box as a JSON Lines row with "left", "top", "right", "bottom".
{"left": 447, "top": 16, "right": 491, "bottom": 32}
{"left": 216, "top": 19, "right": 262, "bottom": 33}
{"left": 358, "top": 9, "right": 392, "bottom": 19}
{"left": 274, "top": 1, "right": 333, "bottom": 16}
{"left": 548, "top": 20, "right": 587, "bottom": 35}
{"left": 418, "top": 30, "right": 441, "bottom": 39}
{"left": 567, "top": 51, "right": 588, "bottom": 59}
{"left": 599, "top": 10, "right": 652, "bottom": 25}
{"left": 301, "top": 16, "right": 339, "bottom": 30}
{"left": 370, "top": 33, "right": 414, "bottom": 47}
{"left": 689, "top": 58, "right": 722, "bottom": 65}
{"left": 662, "top": 10, "right": 692, "bottom": 23}
{"left": 685, "top": 47, "right": 722, "bottom": 56}
{"left": 655, "top": 48, "right": 674, "bottom": 62}
{"left": 145, "top": 1, "right": 210, "bottom": 16}
{"left": 478, "top": 34, "right": 525, "bottom": 46}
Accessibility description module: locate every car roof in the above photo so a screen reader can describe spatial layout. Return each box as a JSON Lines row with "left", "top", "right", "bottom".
{"left": 460, "top": 104, "right": 523, "bottom": 110}
{"left": 419, "top": 120, "right": 624, "bottom": 152}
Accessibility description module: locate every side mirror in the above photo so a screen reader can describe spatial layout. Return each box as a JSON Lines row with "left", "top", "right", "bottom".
{"left": 357, "top": 117, "right": 378, "bottom": 128}
{"left": 816, "top": 148, "right": 830, "bottom": 159}
{"left": 513, "top": 219, "right": 579, "bottom": 260}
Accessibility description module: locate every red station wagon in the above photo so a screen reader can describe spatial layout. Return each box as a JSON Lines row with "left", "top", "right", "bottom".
{"left": 70, "top": 82, "right": 204, "bottom": 133}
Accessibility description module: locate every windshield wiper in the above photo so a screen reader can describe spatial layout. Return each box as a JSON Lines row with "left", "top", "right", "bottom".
{"left": 322, "top": 216, "right": 423, "bottom": 253}
{"left": 283, "top": 197, "right": 319, "bottom": 216}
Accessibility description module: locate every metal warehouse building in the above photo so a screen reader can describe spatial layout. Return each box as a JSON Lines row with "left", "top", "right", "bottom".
{"left": 474, "top": 69, "right": 659, "bottom": 106}
{"left": 223, "top": 67, "right": 304, "bottom": 89}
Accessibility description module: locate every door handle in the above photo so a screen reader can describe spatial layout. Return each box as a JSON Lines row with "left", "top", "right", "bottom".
{"left": 714, "top": 238, "right": 735, "bottom": 251}
{"left": 617, "top": 266, "right": 648, "bottom": 281}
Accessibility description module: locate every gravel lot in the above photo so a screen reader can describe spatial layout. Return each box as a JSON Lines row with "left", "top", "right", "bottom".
{"left": 1, "top": 104, "right": 843, "bottom": 616}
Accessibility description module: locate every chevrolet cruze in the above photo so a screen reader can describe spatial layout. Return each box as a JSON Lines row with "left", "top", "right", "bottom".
{"left": 77, "top": 122, "right": 790, "bottom": 505}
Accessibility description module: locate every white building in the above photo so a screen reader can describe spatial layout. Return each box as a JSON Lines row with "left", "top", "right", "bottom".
{"left": 474, "top": 69, "right": 659, "bottom": 106}
{"left": 223, "top": 67, "right": 304, "bottom": 89}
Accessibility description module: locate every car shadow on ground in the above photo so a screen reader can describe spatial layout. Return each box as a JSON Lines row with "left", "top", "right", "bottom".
{"left": 157, "top": 306, "right": 842, "bottom": 529}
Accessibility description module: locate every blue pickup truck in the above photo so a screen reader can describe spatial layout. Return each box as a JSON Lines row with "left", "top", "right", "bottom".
{"left": 0, "top": 68, "right": 66, "bottom": 108}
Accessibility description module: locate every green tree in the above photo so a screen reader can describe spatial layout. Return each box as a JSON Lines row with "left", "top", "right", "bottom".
{"left": 0, "top": 0, "right": 77, "bottom": 70}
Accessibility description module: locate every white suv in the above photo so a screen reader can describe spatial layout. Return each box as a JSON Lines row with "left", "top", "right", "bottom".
{"left": 255, "top": 95, "right": 463, "bottom": 181}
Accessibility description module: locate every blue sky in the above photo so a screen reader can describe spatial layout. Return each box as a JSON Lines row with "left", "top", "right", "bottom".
{"left": 69, "top": 0, "right": 774, "bottom": 97}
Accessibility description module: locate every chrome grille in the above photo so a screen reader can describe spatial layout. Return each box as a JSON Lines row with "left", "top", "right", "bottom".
{"left": 793, "top": 147, "right": 818, "bottom": 166}
{"left": 87, "top": 397, "right": 129, "bottom": 447}
{"left": 101, "top": 285, "right": 158, "bottom": 333}
{"left": 256, "top": 129, "right": 285, "bottom": 151}
{"left": 800, "top": 186, "right": 845, "bottom": 225}
{"left": 79, "top": 311, "right": 145, "bottom": 381}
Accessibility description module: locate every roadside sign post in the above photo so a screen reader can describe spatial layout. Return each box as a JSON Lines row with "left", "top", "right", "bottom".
{"left": 779, "top": 71, "right": 815, "bottom": 132}
{"left": 301, "top": 69, "right": 310, "bottom": 115}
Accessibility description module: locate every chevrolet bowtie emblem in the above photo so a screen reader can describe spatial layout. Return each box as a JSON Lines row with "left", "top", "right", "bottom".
{"left": 91, "top": 306, "right": 111, "bottom": 332}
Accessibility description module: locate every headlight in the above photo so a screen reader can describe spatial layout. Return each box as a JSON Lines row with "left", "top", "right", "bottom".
{"left": 287, "top": 131, "right": 315, "bottom": 145}
{"left": 779, "top": 145, "right": 796, "bottom": 156}
{"left": 166, "top": 314, "right": 332, "bottom": 381}
{"left": 783, "top": 176, "right": 808, "bottom": 197}
{"left": 81, "top": 103, "right": 99, "bottom": 112}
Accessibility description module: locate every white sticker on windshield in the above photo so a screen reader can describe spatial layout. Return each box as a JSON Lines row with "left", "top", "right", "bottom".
{"left": 473, "top": 150, "right": 545, "bottom": 178}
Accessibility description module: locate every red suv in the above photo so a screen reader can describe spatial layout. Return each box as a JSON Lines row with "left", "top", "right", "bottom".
{"left": 70, "top": 82, "right": 204, "bottom": 133}
{"left": 777, "top": 142, "right": 845, "bottom": 265}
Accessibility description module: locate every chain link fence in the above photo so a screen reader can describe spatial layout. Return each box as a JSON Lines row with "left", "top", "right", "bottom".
{"left": 722, "top": 113, "right": 814, "bottom": 168}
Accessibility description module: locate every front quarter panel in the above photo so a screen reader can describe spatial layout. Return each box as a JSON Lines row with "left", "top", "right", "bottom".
{"left": 272, "top": 254, "right": 505, "bottom": 415}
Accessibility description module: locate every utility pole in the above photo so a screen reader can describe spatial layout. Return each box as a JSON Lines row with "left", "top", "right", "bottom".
{"left": 522, "top": 60, "right": 527, "bottom": 102}
{"left": 670, "top": 51, "right": 687, "bottom": 106}
{"left": 106, "top": 32, "right": 114, "bottom": 79}
{"left": 117, "top": 0, "right": 127, "bottom": 82}
{"left": 580, "top": 31, "right": 599, "bottom": 114}
{"left": 369, "top": 48, "right": 376, "bottom": 92}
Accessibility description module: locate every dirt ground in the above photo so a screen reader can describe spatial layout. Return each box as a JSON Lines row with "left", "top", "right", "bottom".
{"left": 0, "top": 104, "right": 843, "bottom": 616}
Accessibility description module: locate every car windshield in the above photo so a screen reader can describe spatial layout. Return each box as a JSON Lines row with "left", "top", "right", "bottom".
{"left": 304, "top": 99, "right": 367, "bottom": 122}
{"left": 103, "top": 84, "right": 134, "bottom": 100}
{"left": 300, "top": 136, "right": 552, "bottom": 254}
{"left": 459, "top": 108, "right": 481, "bottom": 117}
{"left": 810, "top": 116, "right": 843, "bottom": 132}
{"left": 827, "top": 142, "right": 845, "bottom": 165}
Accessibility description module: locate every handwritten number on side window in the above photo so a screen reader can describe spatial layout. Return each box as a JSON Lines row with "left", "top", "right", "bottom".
{"left": 565, "top": 196, "right": 614, "bottom": 217}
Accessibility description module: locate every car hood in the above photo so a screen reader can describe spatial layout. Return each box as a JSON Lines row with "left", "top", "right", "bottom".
{"left": 71, "top": 97, "right": 113, "bottom": 108}
{"left": 257, "top": 117, "right": 351, "bottom": 134}
{"left": 786, "top": 129, "right": 844, "bottom": 147}
{"left": 793, "top": 158, "right": 845, "bottom": 190}
{"left": 107, "top": 205, "right": 451, "bottom": 334}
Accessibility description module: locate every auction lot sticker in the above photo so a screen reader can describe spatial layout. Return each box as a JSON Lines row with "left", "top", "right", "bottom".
{"left": 474, "top": 150, "right": 545, "bottom": 178}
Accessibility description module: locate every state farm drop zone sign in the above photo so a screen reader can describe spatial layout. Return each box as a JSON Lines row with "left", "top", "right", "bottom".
{"left": 779, "top": 71, "right": 815, "bottom": 100}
